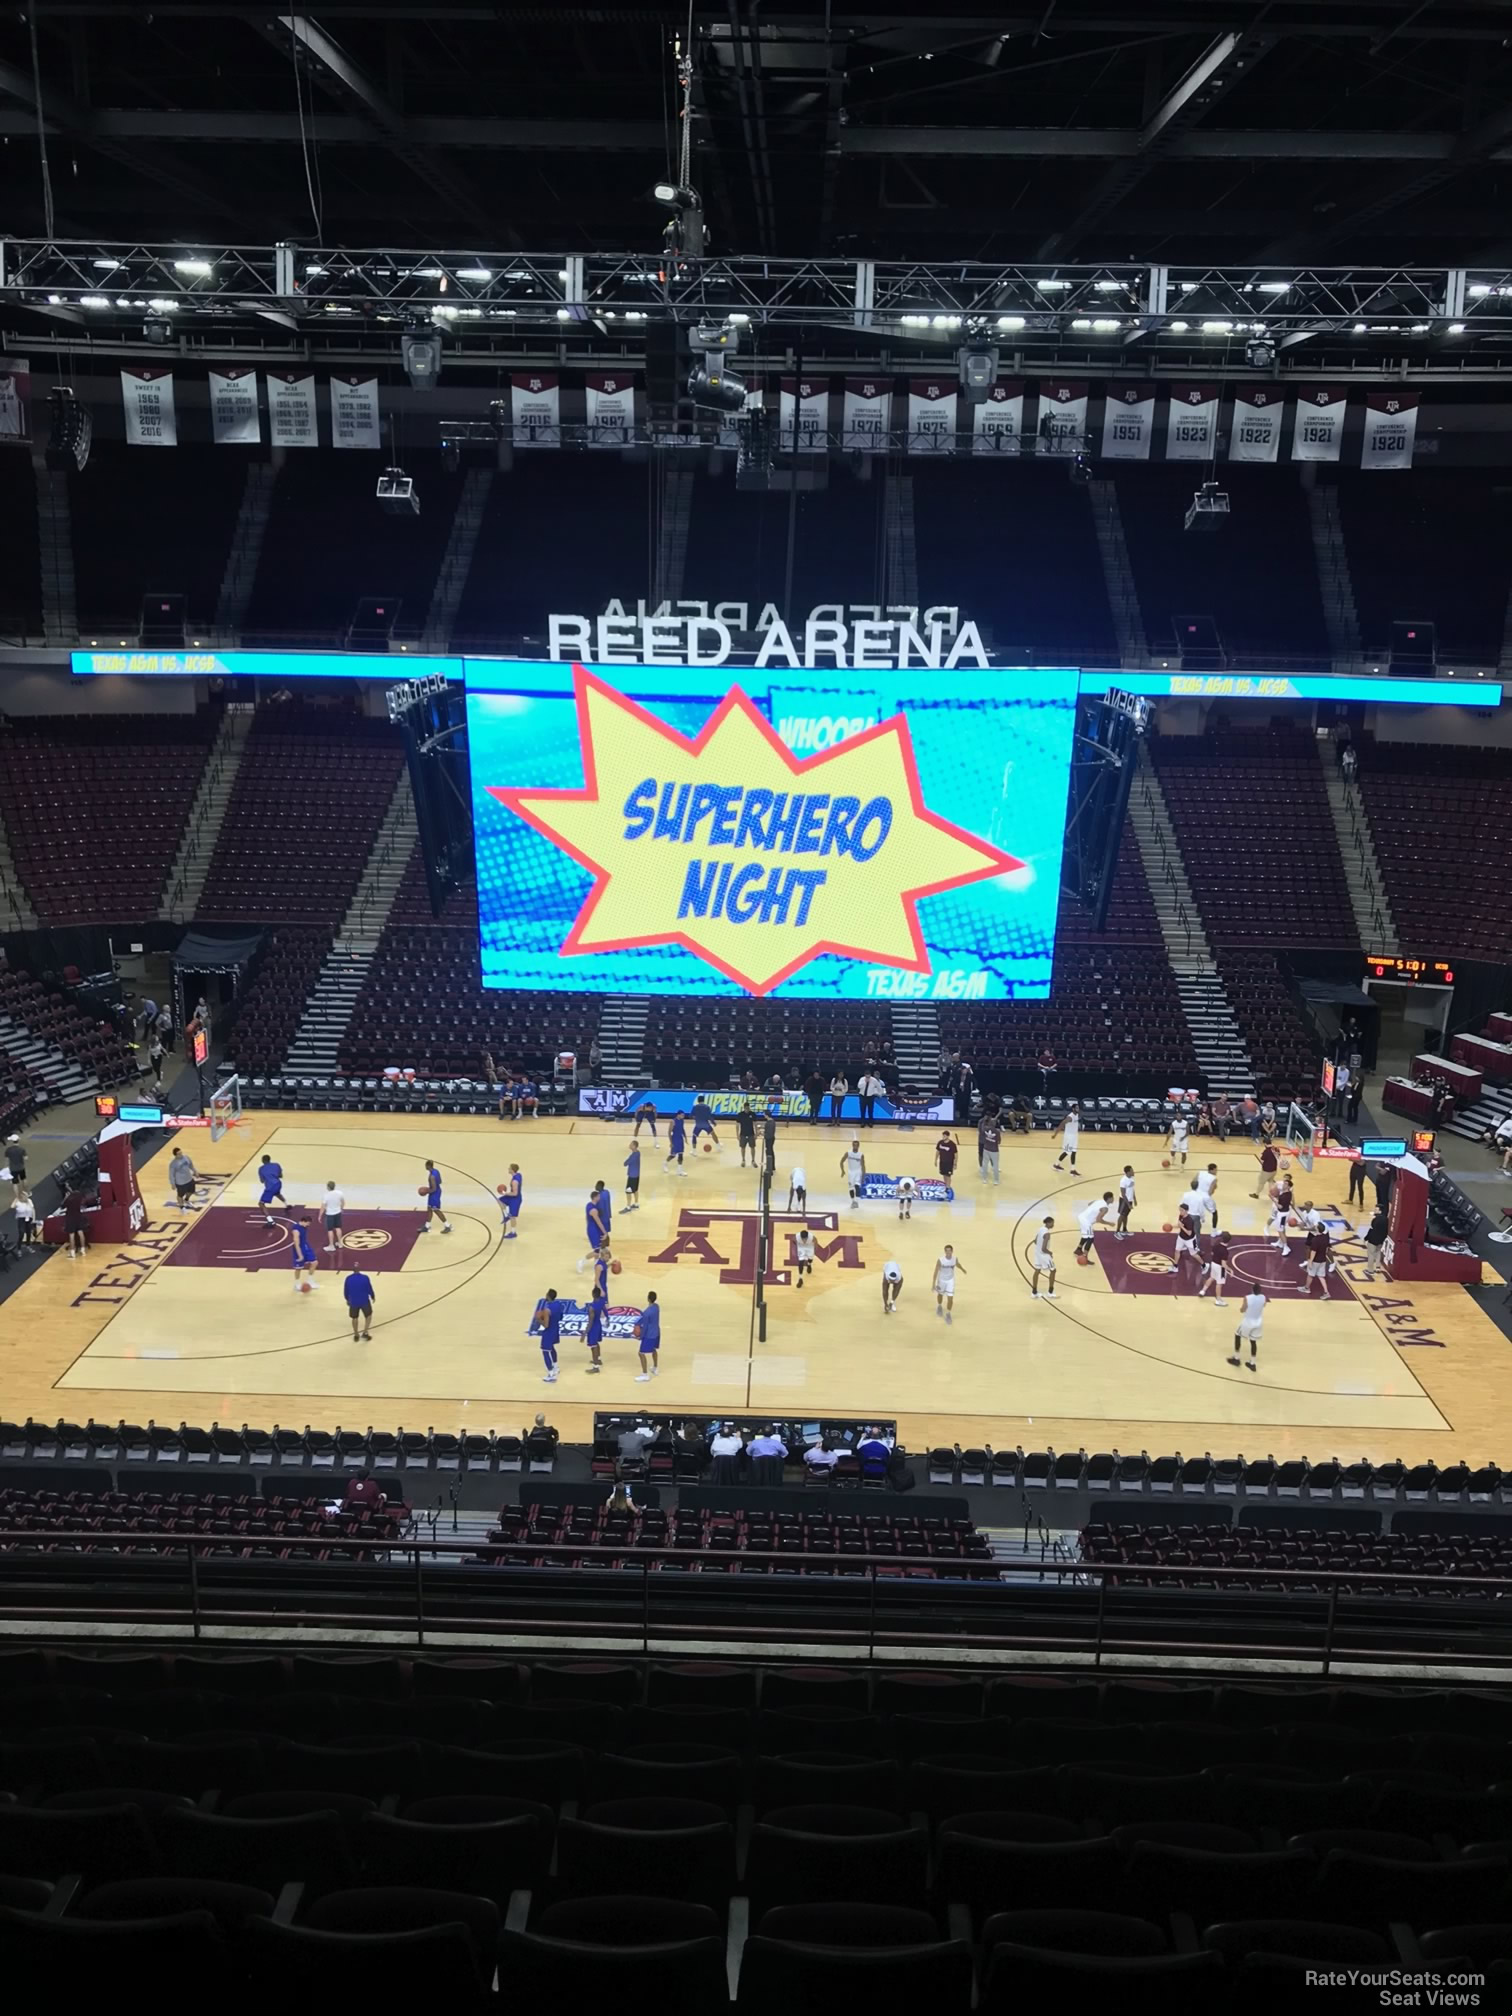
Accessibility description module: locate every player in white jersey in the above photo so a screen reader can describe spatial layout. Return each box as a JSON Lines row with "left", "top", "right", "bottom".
{"left": 1052, "top": 1106, "right": 1080, "bottom": 1171}
{"left": 1168, "top": 1112, "right": 1190, "bottom": 1165}
{"left": 1074, "top": 1192, "right": 1115, "bottom": 1264}
{"left": 932, "top": 1243, "right": 965, "bottom": 1323}
{"left": 841, "top": 1140, "right": 865, "bottom": 1204}
{"left": 1228, "top": 1286, "right": 1266, "bottom": 1371}
{"left": 1267, "top": 1175, "right": 1296, "bottom": 1257}
{"left": 788, "top": 1165, "right": 807, "bottom": 1213}
{"left": 1195, "top": 1163, "right": 1220, "bottom": 1228}
{"left": 1115, "top": 1165, "right": 1137, "bottom": 1240}
{"left": 793, "top": 1222, "right": 815, "bottom": 1286}
{"left": 881, "top": 1258, "right": 903, "bottom": 1314}
{"left": 1179, "top": 1184, "right": 1205, "bottom": 1228}
{"left": 896, "top": 1174, "right": 917, "bottom": 1222}
{"left": 322, "top": 1180, "right": 346, "bottom": 1252}
{"left": 1030, "top": 1217, "right": 1057, "bottom": 1299}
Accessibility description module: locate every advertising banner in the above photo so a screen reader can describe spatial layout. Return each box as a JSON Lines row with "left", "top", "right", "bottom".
{"left": 577, "top": 1085, "right": 957, "bottom": 1124}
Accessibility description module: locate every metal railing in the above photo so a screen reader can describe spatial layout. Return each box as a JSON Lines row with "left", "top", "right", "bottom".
{"left": 4, "top": 1531, "right": 1512, "bottom": 1676}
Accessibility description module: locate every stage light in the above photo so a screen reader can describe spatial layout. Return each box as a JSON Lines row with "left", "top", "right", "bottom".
{"left": 172, "top": 258, "right": 213, "bottom": 276}
{"left": 457, "top": 267, "right": 493, "bottom": 282}
{"left": 143, "top": 314, "right": 173, "bottom": 344}
{"left": 1070, "top": 451, "right": 1092, "bottom": 486}
{"left": 652, "top": 181, "right": 705, "bottom": 258}
{"left": 377, "top": 466, "right": 420, "bottom": 517}
{"left": 44, "top": 386, "right": 91, "bottom": 474}
{"left": 1168, "top": 319, "right": 1190, "bottom": 332}
{"left": 1258, "top": 280, "right": 1291, "bottom": 293}
{"left": 79, "top": 295, "right": 110, "bottom": 309}
{"left": 1244, "top": 336, "right": 1276, "bottom": 368}
{"left": 1447, "top": 321, "right": 1466, "bottom": 334}
{"left": 996, "top": 315, "right": 1026, "bottom": 330}
{"left": 92, "top": 258, "right": 123, "bottom": 271}
{"left": 958, "top": 319, "right": 998, "bottom": 404}
{"left": 401, "top": 322, "right": 442, "bottom": 390}
{"left": 1185, "top": 480, "right": 1230, "bottom": 533}
{"left": 693, "top": 317, "right": 739, "bottom": 354}
{"left": 687, "top": 362, "right": 747, "bottom": 413}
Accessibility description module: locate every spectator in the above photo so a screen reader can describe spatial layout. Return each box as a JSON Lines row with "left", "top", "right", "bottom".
{"left": 343, "top": 1265, "right": 375, "bottom": 1340}
{"left": 886, "top": 1445, "right": 915, "bottom": 1493}
{"left": 804, "top": 1437, "right": 840, "bottom": 1474}
{"left": 607, "top": 1481, "right": 637, "bottom": 1514}
{"left": 1342, "top": 742, "right": 1358, "bottom": 784}
{"left": 827, "top": 1070, "right": 848, "bottom": 1123}
{"left": 977, "top": 1109, "right": 1002, "bottom": 1185}
{"left": 709, "top": 1422, "right": 745, "bottom": 1485}
{"left": 804, "top": 1069, "right": 824, "bottom": 1123}
{"left": 147, "top": 1033, "right": 166, "bottom": 1089}
{"left": 5, "top": 1135, "right": 25, "bottom": 1184}
{"left": 155, "top": 1005, "right": 174, "bottom": 1049}
{"left": 343, "top": 1469, "right": 384, "bottom": 1511}
{"left": 1361, "top": 1204, "right": 1389, "bottom": 1280}
{"left": 588, "top": 1035, "right": 602, "bottom": 1076}
{"left": 62, "top": 1184, "right": 88, "bottom": 1258}
{"left": 1346, "top": 1071, "right": 1364, "bottom": 1124}
{"left": 1333, "top": 1060, "right": 1351, "bottom": 1118}
{"left": 938, "top": 1044, "right": 957, "bottom": 1094}
{"left": 857, "top": 1068, "right": 885, "bottom": 1128}
{"left": 1210, "top": 1092, "right": 1231, "bottom": 1141}
{"left": 168, "top": 1146, "right": 197, "bottom": 1210}
{"left": 617, "top": 1417, "right": 655, "bottom": 1462}
{"left": 1485, "top": 1116, "right": 1512, "bottom": 1174}
{"left": 955, "top": 1058, "right": 975, "bottom": 1117}
{"left": 1240, "top": 1094, "right": 1260, "bottom": 1140}
{"left": 857, "top": 1426, "right": 892, "bottom": 1475}
{"left": 11, "top": 1180, "right": 36, "bottom": 1249}
{"left": 139, "top": 996, "right": 158, "bottom": 1041}
{"left": 525, "top": 1413, "right": 559, "bottom": 1461}
{"left": 749, "top": 1425, "right": 788, "bottom": 1485}
{"left": 1008, "top": 1092, "right": 1032, "bottom": 1134}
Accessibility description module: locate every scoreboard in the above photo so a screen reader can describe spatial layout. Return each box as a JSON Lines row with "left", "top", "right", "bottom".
{"left": 1365, "top": 953, "right": 1455, "bottom": 984}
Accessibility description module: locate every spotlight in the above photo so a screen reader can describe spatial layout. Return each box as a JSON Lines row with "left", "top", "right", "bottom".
{"left": 652, "top": 181, "right": 705, "bottom": 259}
{"left": 142, "top": 312, "right": 174, "bottom": 346}
{"left": 1184, "top": 480, "right": 1230, "bottom": 533}
{"left": 377, "top": 466, "right": 420, "bottom": 517}
{"left": 1244, "top": 336, "right": 1276, "bottom": 369}
{"left": 693, "top": 317, "right": 739, "bottom": 355}
{"left": 401, "top": 322, "right": 442, "bottom": 391}
{"left": 44, "top": 386, "right": 91, "bottom": 474}
{"left": 687, "top": 362, "right": 747, "bottom": 414}
{"left": 957, "top": 318, "right": 999, "bottom": 406}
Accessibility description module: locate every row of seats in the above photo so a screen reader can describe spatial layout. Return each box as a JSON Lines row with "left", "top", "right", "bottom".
{"left": 0, "top": 961, "right": 138, "bottom": 1085}
{"left": 224, "top": 928, "right": 333, "bottom": 1074}
{"left": 0, "top": 1420, "right": 537, "bottom": 1471}
{"left": 1083, "top": 1518, "right": 1512, "bottom": 1595}
{"left": 1358, "top": 743, "right": 1512, "bottom": 962}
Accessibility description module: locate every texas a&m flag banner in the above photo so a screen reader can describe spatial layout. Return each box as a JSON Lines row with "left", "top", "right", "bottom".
{"left": 1292, "top": 386, "right": 1347, "bottom": 462}
{"left": 1098, "top": 384, "right": 1155, "bottom": 460}
{"left": 1166, "top": 384, "right": 1219, "bottom": 461}
{"left": 1229, "top": 386, "right": 1283, "bottom": 463}
{"left": 1360, "top": 389, "right": 1420, "bottom": 470}
{"left": 971, "top": 380, "right": 1025, "bottom": 454}
{"left": 511, "top": 372, "right": 560, "bottom": 448}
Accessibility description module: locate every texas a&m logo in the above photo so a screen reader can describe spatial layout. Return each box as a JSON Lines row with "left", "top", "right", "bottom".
{"left": 649, "top": 1208, "right": 865, "bottom": 1287}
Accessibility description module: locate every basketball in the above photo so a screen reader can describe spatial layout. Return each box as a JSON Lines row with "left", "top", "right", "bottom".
{"left": 1162, "top": 1221, "right": 1173, "bottom": 1233}
{"left": 416, "top": 1185, "right": 428, "bottom": 1197}
{"left": 299, "top": 1281, "right": 312, "bottom": 1294}
{"left": 496, "top": 1183, "right": 508, "bottom": 1196}
{"left": 1161, "top": 1157, "right": 1171, "bottom": 1168}
{"left": 702, "top": 1140, "right": 714, "bottom": 1153}
{"left": 610, "top": 1259, "right": 622, "bottom": 1274}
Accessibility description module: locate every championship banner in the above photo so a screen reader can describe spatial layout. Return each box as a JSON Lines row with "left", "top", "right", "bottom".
{"left": 971, "top": 379, "right": 1025, "bottom": 455}
{"left": 267, "top": 370, "right": 317, "bottom": 448}
{"left": 1035, "top": 380, "right": 1089, "bottom": 456}
{"left": 511, "top": 371, "right": 560, "bottom": 448}
{"left": 1166, "top": 384, "right": 1219, "bottom": 461}
{"left": 330, "top": 373, "right": 381, "bottom": 450}
{"left": 1360, "top": 389, "right": 1420, "bottom": 471}
{"left": 208, "top": 367, "right": 260, "bottom": 446}
{"left": 121, "top": 367, "right": 176, "bottom": 447}
{"left": 1292, "top": 386, "right": 1347, "bottom": 462}
{"left": 841, "top": 376, "right": 891, "bottom": 453}
{"left": 907, "top": 377, "right": 957, "bottom": 453}
{"left": 779, "top": 377, "right": 828, "bottom": 453}
{"left": 585, "top": 371, "right": 635, "bottom": 448}
{"left": 1229, "top": 386, "right": 1283, "bottom": 463}
{"left": 1098, "top": 384, "right": 1155, "bottom": 460}
{"left": 0, "top": 358, "right": 30, "bottom": 444}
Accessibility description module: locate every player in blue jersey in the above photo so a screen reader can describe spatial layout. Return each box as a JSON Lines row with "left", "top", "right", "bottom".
{"left": 579, "top": 1185, "right": 609, "bottom": 1273}
{"left": 499, "top": 1163, "right": 523, "bottom": 1238}
{"left": 584, "top": 1287, "right": 606, "bottom": 1374}
{"left": 591, "top": 1241, "right": 613, "bottom": 1301}
{"left": 290, "top": 1213, "right": 319, "bottom": 1292}
{"left": 531, "top": 1288, "right": 561, "bottom": 1382}
{"left": 421, "top": 1158, "right": 451, "bottom": 1234}
{"left": 633, "top": 1289, "right": 661, "bottom": 1382}
{"left": 690, "top": 1097, "right": 720, "bottom": 1151}
{"left": 632, "top": 1101, "right": 658, "bottom": 1139}
{"left": 595, "top": 1178, "right": 612, "bottom": 1237}
{"left": 257, "top": 1154, "right": 286, "bottom": 1224}
{"left": 623, "top": 1141, "right": 641, "bottom": 1212}
{"left": 665, "top": 1110, "right": 687, "bottom": 1172}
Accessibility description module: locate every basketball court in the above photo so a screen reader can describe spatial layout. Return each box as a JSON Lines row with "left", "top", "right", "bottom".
{"left": 7, "top": 1106, "right": 1508, "bottom": 1464}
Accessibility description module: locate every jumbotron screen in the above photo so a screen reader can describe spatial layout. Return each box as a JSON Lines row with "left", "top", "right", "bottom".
{"left": 465, "top": 659, "right": 1077, "bottom": 1001}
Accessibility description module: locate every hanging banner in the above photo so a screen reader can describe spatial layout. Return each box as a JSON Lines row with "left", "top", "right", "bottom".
{"left": 1035, "top": 380, "right": 1089, "bottom": 456}
{"left": 120, "top": 367, "right": 177, "bottom": 447}
{"left": 907, "top": 377, "right": 957, "bottom": 454}
{"left": 208, "top": 367, "right": 260, "bottom": 446}
{"left": 267, "top": 370, "right": 317, "bottom": 448}
{"left": 1229, "top": 386, "right": 1283, "bottom": 463}
{"left": 330, "top": 373, "right": 381, "bottom": 450}
{"left": 1360, "top": 389, "right": 1420, "bottom": 471}
{"left": 1166, "top": 384, "right": 1219, "bottom": 461}
{"left": 1292, "top": 386, "right": 1347, "bottom": 463}
{"left": 1098, "top": 384, "right": 1155, "bottom": 460}
{"left": 585, "top": 371, "right": 635, "bottom": 449}
{"left": 779, "top": 377, "right": 828, "bottom": 453}
{"left": 841, "top": 376, "right": 891, "bottom": 453}
{"left": 971, "top": 379, "right": 1025, "bottom": 455}
{"left": 0, "top": 358, "right": 31, "bottom": 444}
{"left": 512, "top": 371, "right": 560, "bottom": 448}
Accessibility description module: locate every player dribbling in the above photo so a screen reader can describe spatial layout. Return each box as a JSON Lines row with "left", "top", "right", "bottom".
{"left": 1169, "top": 1202, "right": 1201, "bottom": 1278}
{"left": 499, "top": 1163, "right": 523, "bottom": 1237}
{"left": 793, "top": 1222, "right": 815, "bottom": 1285}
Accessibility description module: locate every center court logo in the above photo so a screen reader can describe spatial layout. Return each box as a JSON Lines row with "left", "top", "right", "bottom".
{"left": 342, "top": 1227, "right": 392, "bottom": 1252}
{"left": 649, "top": 1208, "right": 865, "bottom": 1287}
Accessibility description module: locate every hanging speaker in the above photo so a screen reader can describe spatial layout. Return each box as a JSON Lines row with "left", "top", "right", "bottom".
{"left": 45, "top": 386, "right": 91, "bottom": 473}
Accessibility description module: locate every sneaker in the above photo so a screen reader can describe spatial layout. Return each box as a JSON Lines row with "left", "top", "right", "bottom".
{"left": 1043, "top": 1291, "right": 1059, "bottom": 1301}
{"left": 419, "top": 1225, "right": 430, "bottom": 1234}
{"left": 586, "top": 1363, "right": 601, "bottom": 1373}
{"left": 542, "top": 1370, "right": 558, "bottom": 1382}
{"left": 1245, "top": 1357, "right": 1257, "bottom": 1372}
{"left": 1214, "top": 1298, "right": 1229, "bottom": 1308}
{"left": 442, "top": 1224, "right": 452, "bottom": 1234}
{"left": 945, "top": 1312, "right": 953, "bottom": 1325}
{"left": 1226, "top": 1353, "right": 1241, "bottom": 1367}
{"left": 934, "top": 1306, "right": 943, "bottom": 1318}
{"left": 576, "top": 1257, "right": 586, "bottom": 1272}
{"left": 635, "top": 1372, "right": 651, "bottom": 1382}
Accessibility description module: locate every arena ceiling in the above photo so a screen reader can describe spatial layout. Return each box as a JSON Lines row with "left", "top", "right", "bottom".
{"left": 4, "top": 0, "right": 1512, "bottom": 265}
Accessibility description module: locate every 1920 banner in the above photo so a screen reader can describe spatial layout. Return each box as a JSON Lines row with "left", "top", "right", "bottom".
{"left": 1360, "top": 389, "right": 1420, "bottom": 470}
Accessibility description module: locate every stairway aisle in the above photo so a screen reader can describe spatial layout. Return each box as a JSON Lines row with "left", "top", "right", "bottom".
{"left": 890, "top": 1001, "right": 940, "bottom": 1093}
{"left": 1320, "top": 759, "right": 1398, "bottom": 954}
{"left": 1127, "top": 754, "right": 1254, "bottom": 1096}
{"left": 596, "top": 998, "right": 647, "bottom": 1084}
{"left": 159, "top": 704, "right": 255, "bottom": 920}
{"left": 0, "top": 1009, "right": 99, "bottom": 1103}
{"left": 282, "top": 775, "right": 418, "bottom": 1074}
